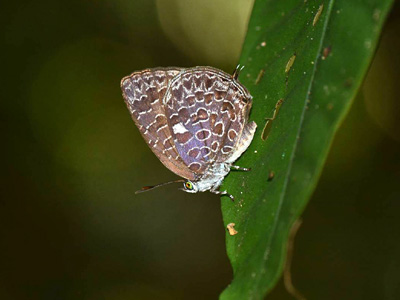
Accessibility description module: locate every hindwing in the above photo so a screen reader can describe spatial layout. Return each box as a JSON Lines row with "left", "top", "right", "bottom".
{"left": 163, "top": 67, "right": 253, "bottom": 176}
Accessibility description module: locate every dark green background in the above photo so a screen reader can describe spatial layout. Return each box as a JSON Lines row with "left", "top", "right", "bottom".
{"left": 2, "top": 1, "right": 400, "bottom": 299}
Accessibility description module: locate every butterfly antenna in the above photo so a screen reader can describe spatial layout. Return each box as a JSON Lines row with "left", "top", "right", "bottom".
{"left": 135, "top": 179, "right": 186, "bottom": 194}
{"left": 232, "top": 64, "right": 245, "bottom": 81}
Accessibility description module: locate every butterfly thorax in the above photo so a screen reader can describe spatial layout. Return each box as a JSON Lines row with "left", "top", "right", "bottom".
{"left": 187, "top": 162, "right": 230, "bottom": 193}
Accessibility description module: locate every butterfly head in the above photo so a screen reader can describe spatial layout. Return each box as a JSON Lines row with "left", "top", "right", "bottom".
{"left": 182, "top": 180, "right": 199, "bottom": 193}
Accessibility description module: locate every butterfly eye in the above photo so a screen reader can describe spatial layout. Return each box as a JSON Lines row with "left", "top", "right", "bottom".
{"left": 185, "top": 181, "right": 194, "bottom": 190}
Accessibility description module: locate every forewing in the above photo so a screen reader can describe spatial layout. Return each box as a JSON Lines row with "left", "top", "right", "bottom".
{"left": 163, "top": 67, "right": 253, "bottom": 175}
{"left": 121, "top": 68, "right": 196, "bottom": 180}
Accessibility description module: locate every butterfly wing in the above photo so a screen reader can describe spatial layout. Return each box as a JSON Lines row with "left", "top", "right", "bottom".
{"left": 163, "top": 67, "right": 254, "bottom": 175}
{"left": 121, "top": 68, "right": 197, "bottom": 180}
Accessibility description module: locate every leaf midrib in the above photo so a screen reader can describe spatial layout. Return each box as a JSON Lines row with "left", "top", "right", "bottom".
{"left": 247, "top": 0, "right": 336, "bottom": 293}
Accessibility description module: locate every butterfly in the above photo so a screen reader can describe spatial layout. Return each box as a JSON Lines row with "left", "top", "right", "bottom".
{"left": 120, "top": 66, "right": 256, "bottom": 200}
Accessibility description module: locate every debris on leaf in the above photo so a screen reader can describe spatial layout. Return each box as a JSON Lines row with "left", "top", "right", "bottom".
{"left": 227, "top": 223, "right": 238, "bottom": 236}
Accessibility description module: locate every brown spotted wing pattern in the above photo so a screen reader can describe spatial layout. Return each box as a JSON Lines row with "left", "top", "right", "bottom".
{"left": 121, "top": 66, "right": 256, "bottom": 195}
{"left": 163, "top": 67, "right": 253, "bottom": 177}
{"left": 121, "top": 67, "right": 197, "bottom": 180}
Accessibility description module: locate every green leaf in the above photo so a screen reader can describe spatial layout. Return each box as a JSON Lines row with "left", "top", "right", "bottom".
{"left": 220, "top": 0, "right": 394, "bottom": 299}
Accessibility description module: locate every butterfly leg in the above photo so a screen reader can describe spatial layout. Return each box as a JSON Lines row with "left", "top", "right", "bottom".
{"left": 232, "top": 64, "right": 245, "bottom": 80}
{"left": 231, "top": 165, "right": 251, "bottom": 171}
{"left": 211, "top": 188, "right": 235, "bottom": 202}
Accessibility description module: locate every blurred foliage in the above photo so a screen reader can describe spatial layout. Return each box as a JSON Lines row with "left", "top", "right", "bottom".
{"left": 156, "top": 0, "right": 253, "bottom": 70}
{"left": 1, "top": 1, "right": 400, "bottom": 300}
